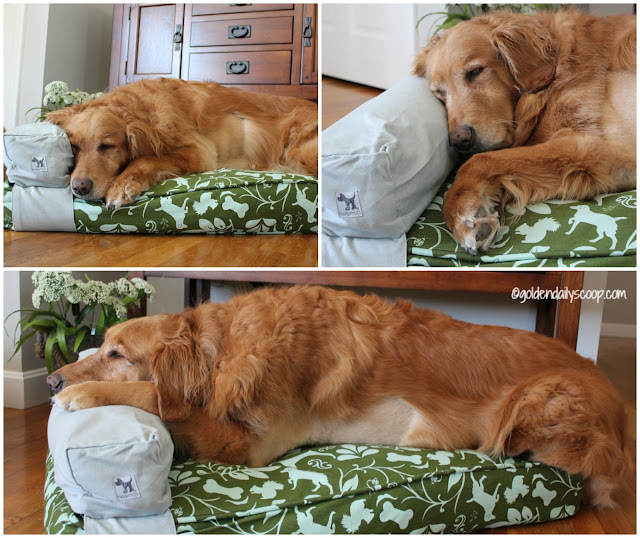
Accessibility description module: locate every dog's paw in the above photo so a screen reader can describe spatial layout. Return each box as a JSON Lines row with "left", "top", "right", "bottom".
{"left": 105, "top": 176, "right": 144, "bottom": 210}
{"left": 444, "top": 157, "right": 503, "bottom": 256}
{"left": 52, "top": 383, "right": 102, "bottom": 412}
{"left": 451, "top": 202, "right": 501, "bottom": 256}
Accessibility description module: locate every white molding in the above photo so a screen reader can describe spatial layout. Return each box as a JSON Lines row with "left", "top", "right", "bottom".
{"left": 4, "top": 367, "right": 51, "bottom": 409}
{"left": 4, "top": 366, "right": 48, "bottom": 380}
{"left": 3, "top": 4, "right": 26, "bottom": 127}
{"left": 600, "top": 323, "right": 636, "bottom": 339}
{"left": 577, "top": 273, "right": 608, "bottom": 362}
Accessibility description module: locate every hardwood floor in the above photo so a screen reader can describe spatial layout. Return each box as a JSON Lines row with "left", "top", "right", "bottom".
{"left": 4, "top": 230, "right": 318, "bottom": 268}
{"left": 4, "top": 404, "right": 51, "bottom": 534}
{"left": 4, "top": 337, "right": 636, "bottom": 534}
{"left": 322, "top": 76, "right": 383, "bottom": 129}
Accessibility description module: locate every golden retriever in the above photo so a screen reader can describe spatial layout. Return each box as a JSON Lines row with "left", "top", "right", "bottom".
{"left": 46, "top": 78, "right": 318, "bottom": 210}
{"left": 48, "top": 285, "right": 629, "bottom": 509}
{"left": 413, "top": 10, "right": 636, "bottom": 254}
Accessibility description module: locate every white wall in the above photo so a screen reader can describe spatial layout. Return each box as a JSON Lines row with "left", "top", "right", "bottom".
{"left": 4, "top": 4, "right": 50, "bottom": 127}
{"left": 3, "top": 3, "right": 112, "bottom": 127}
{"left": 323, "top": 4, "right": 446, "bottom": 89}
{"left": 601, "top": 271, "right": 636, "bottom": 338}
{"left": 44, "top": 4, "right": 113, "bottom": 96}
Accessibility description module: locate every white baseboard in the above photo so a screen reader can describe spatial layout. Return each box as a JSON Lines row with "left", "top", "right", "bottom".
{"left": 4, "top": 367, "right": 51, "bottom": 409}
{"left": 600, "top": 323, "right": 636, "bottom": 339}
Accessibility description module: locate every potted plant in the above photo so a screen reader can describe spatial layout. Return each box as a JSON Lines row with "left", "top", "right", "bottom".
{"left": 6, "top": 271, "right": 155, "bottom": 374}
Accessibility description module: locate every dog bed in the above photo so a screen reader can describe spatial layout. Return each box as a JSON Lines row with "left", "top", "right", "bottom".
{"left": 4, "top": 169, "right": 318, "bottom": 235}
{"left": 45, "top": 444, "right": 583, "bottom": 534}
{"left": 407, "top": 177, "right": 636, "bottom": 267}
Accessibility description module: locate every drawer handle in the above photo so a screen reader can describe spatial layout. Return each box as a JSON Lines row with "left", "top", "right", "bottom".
{"left": 302, "top": 17, "right": 312, "bottom": 47}
{"left": 228, "top": 25, "right": 251, "bottom": 39}
{"left": 174, "top": 24, "right": 183, "bottom": 51}
{"left": 226, "top": 61, "right": 250, "bottom": 75}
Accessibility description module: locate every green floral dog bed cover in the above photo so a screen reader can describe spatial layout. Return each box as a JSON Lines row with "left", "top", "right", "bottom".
{"left": 407, "top": 178, "right": 636, "bottom": 267}
{"left": 4, "top": 169, "right": 318, "bottom": 235}
{"left": 45, "top": 445, "right": 583, "bottom": 534}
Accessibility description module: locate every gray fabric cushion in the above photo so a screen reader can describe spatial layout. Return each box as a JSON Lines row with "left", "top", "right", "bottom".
{"left": 47, "top": 404, "right": 175, "bottom": 532}
{"left": 322, "top": 233, "right": 407, "bottom": 267}
{"left": 322, "top": 76, "right": 455, "bottom": 240}
{"left": 3, "top": 122, "right": 73, "bottom": 188}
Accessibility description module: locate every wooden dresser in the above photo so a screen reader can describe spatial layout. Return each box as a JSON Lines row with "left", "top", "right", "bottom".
{"left": 109, "top": 3, "right": 318, "bottom": 99}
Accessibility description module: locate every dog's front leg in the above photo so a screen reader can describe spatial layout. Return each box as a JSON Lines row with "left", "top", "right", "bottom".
{"left": 105, "top": 146, "right": 208, "bottom": 209}
{"left": 52, "top": 381, "right": 160, "bottom": 416}
{"left": 444, "top": 132, "right": 635, "bottom": 255}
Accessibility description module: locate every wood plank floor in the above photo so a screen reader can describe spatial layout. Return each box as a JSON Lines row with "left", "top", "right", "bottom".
{"left": 4, "top": 230, "right": 318, "bottom": 268}
{"left": 4, "top": 337, "right": 636, "bottom": 534}
{"left": 322, "top": 76, "right": 383, "bottom": 129}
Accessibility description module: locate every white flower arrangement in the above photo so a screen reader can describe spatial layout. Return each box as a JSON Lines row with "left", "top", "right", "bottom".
{"left": 7, "top": 271, "right": 155, "bottom": 373}
{"left": 29, "top": 80, "right": 104, "bottom": 122}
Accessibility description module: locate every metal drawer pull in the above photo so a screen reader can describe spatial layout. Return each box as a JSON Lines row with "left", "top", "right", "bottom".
{"left": 226, "top": 61, "right": 250, "bottom": 75}
{"left": 228, "top": 25, "right": 251, "bottom": 39}
{"left": 302, "top": 17, "right": 312, "bottom": 47}
{"left": 174, "top": 24, "right": 183, "bottom": 51}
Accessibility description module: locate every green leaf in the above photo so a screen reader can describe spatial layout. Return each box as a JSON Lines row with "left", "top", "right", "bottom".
{"left": 56, "top": 324, "right": 72, "bottom": 362}
{"left": 8, "top": 329, "right": 38, "bottom": 358}
{"left": 44, "top": 332, "right": 59, "bottom": 374}
{"left": 75, "top": 304, "right": 93, "bottom": 325}
{"left": 73, "top": 327, "right": 90, "bottom": 352}
{"left": 21, "top": 319, "right": 59, "bottom": 332}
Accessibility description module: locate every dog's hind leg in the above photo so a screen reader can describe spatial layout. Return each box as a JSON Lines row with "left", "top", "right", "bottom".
{"left": 481, "top": 371, "right": 631, "bottom": 509}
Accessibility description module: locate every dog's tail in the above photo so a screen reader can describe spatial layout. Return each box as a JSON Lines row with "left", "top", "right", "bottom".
{"left": 480, "top": 370, "right": 632, "bottom": 509}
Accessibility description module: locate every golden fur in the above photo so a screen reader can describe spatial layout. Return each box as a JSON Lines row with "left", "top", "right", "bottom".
{"left": 47, "top": 78, "right": 318, "bottom": 209}
{"left": 48, "top": 285, "right": 630, "bottom": 509}
{"left": 413, "top": 10, "right": 636, "bottom": 254}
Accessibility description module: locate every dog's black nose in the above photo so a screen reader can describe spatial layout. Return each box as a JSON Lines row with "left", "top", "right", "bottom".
{"left": 450, "top": 125, "right": 476, "bottom": 152}
{"left": 71, "top": 177, "right": 93, "bottom": 197}
{"left": 46, "top": 374, "right": 64, "bottom": 394}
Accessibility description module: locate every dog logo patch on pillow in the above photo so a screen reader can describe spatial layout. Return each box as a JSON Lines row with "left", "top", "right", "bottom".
{"left": 113, "top": 475, "right": 141, "bottom": 500}
{"left": 336, "top": 191, "right": 363, "bottom": 218}
{"left": 31, "top": 155, "right": 48, "bottom": 172}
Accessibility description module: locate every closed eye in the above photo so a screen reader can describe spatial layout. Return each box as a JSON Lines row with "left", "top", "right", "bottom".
{"left": 108, "top": 350, "right": 124, "bottom": 359}
{"left": 99, "top": 143, "right": 115, "bottom": 151}
{"left": 465, "top": 66, "right": 485, "bottom": 82}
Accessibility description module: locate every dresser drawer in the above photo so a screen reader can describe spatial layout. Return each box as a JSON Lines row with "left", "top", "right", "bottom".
{"left": 191, "top": 17, "right": 294, "bottom": 47}
{"left": 188, "top": 50, "right": 292, "bottom": 84}
{"left": 192, "top": 4, "right": 294, "bottom": 16}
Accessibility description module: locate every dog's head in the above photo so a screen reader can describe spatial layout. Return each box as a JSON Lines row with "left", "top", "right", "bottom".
{"left": 414, "top": 11, "right": 558, "bottom": 154}
{"left": 47, "top": 96, "right": 164, "bottom": 200}
{"left": 46, "top": 306, "right": 228, "bottom": 421}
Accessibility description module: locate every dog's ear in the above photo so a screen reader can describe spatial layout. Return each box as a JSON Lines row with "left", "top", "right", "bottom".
{"left": 150, "top": 315, "right": 209, "bottom": 421}
{"left": 125, "top": 119, "right": 165, "bottom": 159}
{"left": 412, "top": 35, "right": 440, "bottom": 78}
{"left": 46, "top": 104, "right": 86, "bottom": 127}
{"left": 413, "top": 47, "right": 430, "bottom": 78}
{"left": 490, "top": 14, "right": 558, "bottom": 93}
